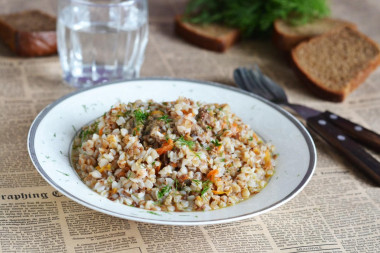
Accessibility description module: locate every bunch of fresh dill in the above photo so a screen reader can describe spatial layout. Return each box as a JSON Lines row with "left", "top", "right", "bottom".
{"left": 184, "top": 0, "right": 330, "bottom": 37}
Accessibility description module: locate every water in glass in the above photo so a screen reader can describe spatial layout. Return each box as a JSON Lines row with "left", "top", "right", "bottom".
{"left": 57, "top": 0, "right": 148, "bottom": 88}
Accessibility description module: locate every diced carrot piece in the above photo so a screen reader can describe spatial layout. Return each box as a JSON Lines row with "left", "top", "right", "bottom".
{"left": 264, "top": 150, "right": 271, "bottom": 169}
{"left": 231, "top": 122, "right": 240, "bottom": 133}
{"left": 156, "top": 139, "right": 174, "bottom": 155}
{"left": 207, "top": 169, "right": 219, "bottom": 183}
{"left": 99, "top": 127, "right": 104, "bottom": 136}
{"left": 179, "top": 174, "right": 189, "bottom": 182}
{"left": 97, "top": 164, "right": 111, "bottom": 173}
{"left": 212, "top": 190, "right": 226, "bottom": 195}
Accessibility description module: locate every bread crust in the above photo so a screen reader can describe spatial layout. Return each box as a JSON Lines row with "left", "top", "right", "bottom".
{"left": 273, "top": 18, "right": 357, "bottom": 52}
{"left": 174, "top": 15, "right": 240, "bottom": 52}
{"left": 291, "top": 27, "right": 380, "bottom": 102}
{"left": 0, "top": 10, "right": 57, "bottom": 57}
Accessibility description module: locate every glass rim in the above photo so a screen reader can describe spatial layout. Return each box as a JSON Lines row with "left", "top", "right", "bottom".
{"left": 63, "top": 0, "right": 136, "bottom": 7}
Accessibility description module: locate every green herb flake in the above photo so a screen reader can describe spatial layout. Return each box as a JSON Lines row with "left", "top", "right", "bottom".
{"left": 201, "top": 180, "right": 211, "bottom": 196}
{"left": 57, "top": 170, "right": 69, "bottom": 176}
{"left": 174, "top": 179, "right": 181, "bottom": 191}
{"left": 82, "top": 104, "right": 88, "bottom": 112}
{"left": 248, "top": 136, "right": 254, "bottom": 141}
{"left": 126, "top": 171, "right": 132, "bottom": 180}
{"left": 158, "top": 114, "right": 172, "bottom": 123}
{"left": 134, "top": 109, "right": 149, "bottom": 125}
{"left": 206, "top": 126, "right": 212, "bottom": 130}
{"left": 211, "top": 139, "right": 221, "bottom": 147}
{"left": 147, "top": 211, "right": 161, "bottom": 216}
{"left": 176, "top": 136, "right": 195, "bottom": 150}
{"left": 157, "top": 185, "right": 171, "bottom": 199}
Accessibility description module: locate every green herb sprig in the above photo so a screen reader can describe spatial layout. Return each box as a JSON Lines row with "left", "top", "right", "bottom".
{"left": 211, "top": 139, "right": 221, "bottom": 147}
{"left": 134, "top": 109, "right": 149, "bottom": 125}
{"left": 201, "top": 180, "right": 212, "bottom": 196}
{"left": 176, "top": 136, "right": 195, "bottom": 150}
{"left": 185, "top": 0, "right": 330, "bottom": 37}
{"left": 79, "top": 121, "right": 99, "bottom": 143}
{"left": 158, "top": 114, "right": 172, "bottom": 123}
{"left": 158, "top": 185, "right": 171, "bottom": 199}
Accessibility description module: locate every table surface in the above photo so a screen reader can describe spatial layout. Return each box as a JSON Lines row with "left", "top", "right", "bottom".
{"left": 0, "top": 0, "right": 380, "bottom": 252}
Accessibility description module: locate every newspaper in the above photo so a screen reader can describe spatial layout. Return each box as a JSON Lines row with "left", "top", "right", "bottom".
{"left": 0, "top": 0, "right": 380, "bottom": 252}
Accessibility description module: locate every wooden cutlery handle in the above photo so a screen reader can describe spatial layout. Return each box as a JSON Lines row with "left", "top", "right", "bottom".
{"left": 307, "top": 114, "right": 380, "bottom": 185}
{"left": 323, "top": 111, "right": 380, "bottom": 152}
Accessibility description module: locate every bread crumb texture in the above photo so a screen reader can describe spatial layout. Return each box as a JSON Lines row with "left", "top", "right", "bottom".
{"left": 293, "top": 27, "right": 380, "bottom": 91}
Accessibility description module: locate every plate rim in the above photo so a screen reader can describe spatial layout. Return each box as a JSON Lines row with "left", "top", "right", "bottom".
{"left": 27, "top": 77, "right": 316, "bottom": 225}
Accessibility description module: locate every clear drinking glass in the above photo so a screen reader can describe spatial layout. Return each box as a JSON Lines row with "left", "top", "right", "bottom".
{"left": 57, "top": 0, "right": 148, "bottom": 88}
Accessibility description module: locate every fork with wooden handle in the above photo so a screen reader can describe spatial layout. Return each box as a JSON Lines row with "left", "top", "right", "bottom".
{"left": 234, "top": 66, "right": 380, "bottom": 185}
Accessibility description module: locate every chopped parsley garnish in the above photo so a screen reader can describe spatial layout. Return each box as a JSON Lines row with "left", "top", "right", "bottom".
{"left": 174, "top": 179, "right": 181, "bottom": 191}
{"left": 201, "top": 180, "right": 211, "bottom": 196}
{"left": 176, "top": 136, "right": 195, "bottom": 150}
{"left": 79, "top": 121, "right": 99, "bottom": 143}
{"left": 205, "top": 146, "right": 211, "bottom": 151}
{"left": 192, "top": 179, "right": 201, "bottom": 184}
{"left": 126, "top": 171, "right": 132, "bottom": 180}
{"left": 123, "top": 110, "right": 131, "bottom": 117}
{"left": 82, "top": 104, "right": 88, "bottom": 112}
{"left": 56, "top": 170, "right": 69, "bottom": 176}
{"left": 134, "top": 109, "right": 149, "bottom": 125}
{"left": 157, "top": 185, "right": 171, "bottom": 199}
{"left": 248, "top": 136, "right": 254, "bottom": 141}
{"left": 158, "top": 114, "right": 172, "bottom": 123}
{"left": 211, "top": 139, "right": 221, "bottom": 147}
{"left": 147, "top": 211, "right": 161, "bottom": 216}
{"left": 221, "top": 158, "right": 226, "bottom": 162}
{"left": 206, "top": 125, "right": 212, "bottom": 130}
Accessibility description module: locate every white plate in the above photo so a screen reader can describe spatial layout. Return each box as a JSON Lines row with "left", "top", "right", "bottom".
{"left": 28, "top": 78, "right": 316, "bottom": 225}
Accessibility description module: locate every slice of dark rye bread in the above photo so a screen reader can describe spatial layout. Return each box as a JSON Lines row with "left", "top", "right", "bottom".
{"left": 0, "top": 10, "right": 57, "bottom": 57}
{"left": 174, "top": 15, "right": 240, "bottom": 52}
{"left": 273, "top": 18, "right": 357, "bottom": 52}
{"left": 291, "top": 26, "right": 380, "bottom": 102}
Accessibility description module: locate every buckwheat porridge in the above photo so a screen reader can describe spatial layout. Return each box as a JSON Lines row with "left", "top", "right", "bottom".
{"left": 71, "top": 97, "right": 276, "bottom": 212}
